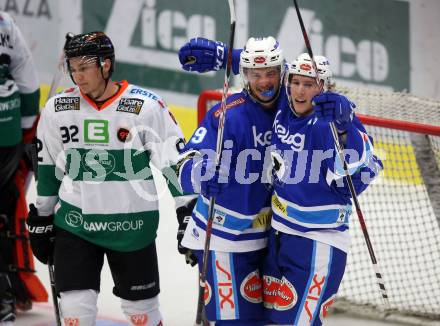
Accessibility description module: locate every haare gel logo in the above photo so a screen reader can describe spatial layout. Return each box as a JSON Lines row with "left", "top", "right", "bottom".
{"left": 64, "top": 317, "right": 79, "bottom": 326}
{"left": 240, "top": 270, "right": 263, "bottom": 303}
{"left": 130, "top": 313, "right": 148, "bottom": 325}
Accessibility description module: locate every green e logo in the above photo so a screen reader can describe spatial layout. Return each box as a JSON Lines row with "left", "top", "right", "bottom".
{"left": 84, "top": 119, "right": 109, "bottom": 143}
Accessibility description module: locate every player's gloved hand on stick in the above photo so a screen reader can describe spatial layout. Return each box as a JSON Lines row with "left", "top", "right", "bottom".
{"left": 176, "top": 199, "right": 197, "bottom": 267}
{"left": 178, "top": 37, "right": 227, "bottom": 73}
{"left": 26, "top": 204, "right": 54, "bottom": 265}
{"left": 197, "top": 159, "right": 230, "bottom": 198}
{"left": 313, "top": 92, "right": 356, "bottom": 131}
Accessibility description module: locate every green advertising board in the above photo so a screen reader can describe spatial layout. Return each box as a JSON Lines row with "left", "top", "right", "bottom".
{"left": 83, "top": 0, "right": 409, "bottom": 95}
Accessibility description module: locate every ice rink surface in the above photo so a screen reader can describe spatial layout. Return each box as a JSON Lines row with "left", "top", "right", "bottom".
{"left": 15, "top": 176, "right": 408, "bottom": 326}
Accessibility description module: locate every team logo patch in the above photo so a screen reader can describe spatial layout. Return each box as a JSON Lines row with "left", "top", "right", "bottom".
{"left": 117, "top": 127, "right": 131, "bottom": 142}
{"left": 240, "top": 270, "right": 263, "bottom": 303}
{"left": 130, "top": 313, "right": 148, "bottom": 325}
{"left": 320, "top": 294, "right": 335, "bottom": 321}
{"left": 116, "top": 98, "right": 144, "bottom": 114}
{"left": 54, "top": 97, "right": 80, "bottom": 112}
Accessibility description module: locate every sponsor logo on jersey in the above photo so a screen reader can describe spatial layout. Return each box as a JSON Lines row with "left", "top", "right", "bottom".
{"left": 116, "top": 98, "right": 144, "bottom": 115}
{"left": 65, "top": 210, "right": 83, "bottom": 228}
{"left": 84, "top": 119, "right": 109, "bottom": 144}
{"left": 240, "top": 270, "right": 263, "bottom": 303}
{"left": 274, "top": 277, "right": 297, "bottom": 311}
{"left": 0, "top": 98, "right": 20, "bottom": 112}
{"left": 263, "top": 275, "right": 281, "bottom": 309}
{"left": 272, "top": 195, "right": 287, "bottom": 216}
{"left": 54, "top": 97, "right": 80, "bottom": 112}
{"left": 213, "top": 97, "right": 245, "bottom": 118}
{"left": 274, "top": 111, "right": 305, "bottom": 151}
{"left": 82, "top": 150, "right": 116, "bottom": 178}
{"left": 130, "top": 88, "right": 159, "bottom": 101}
{"left": 252, "top": 126, "right": 271, "bottom": 147}
{"left": 65, "top": 213, "right": 145, "bottom": 232}
{"left": 117, "top": 127, "right": 131, "bottom": 142}
{"left": 252, "top": 209, "right": 272, "bottom": 229}
{"left": 213, "top": 209, "right": 226, "bottom": 226}
{"left": 264, "top": 275, "right": 298, "bottom": 311}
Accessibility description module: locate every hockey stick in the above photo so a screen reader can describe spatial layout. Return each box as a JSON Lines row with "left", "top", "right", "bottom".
{"left": 195, "top": 0, "right": 236, "bottom": 324}
{"left": 292, "top": 0, "right": 391, "bottom": 307}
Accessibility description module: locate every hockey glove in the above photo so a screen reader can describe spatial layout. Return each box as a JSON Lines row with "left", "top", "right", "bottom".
{"left": 197, "top": 159, "right": 230, "bottom": 198}
{"left": 313, "top": 92, "right": 356, "bottom": 131}
{"left": 26, "top": 204, "right": 54, "bottom": 265}
{"left": 178, "top": 37, "right": 227, "bottom": 73}
{"left": 176, "top": 198, "right": 198, "bottom": 267}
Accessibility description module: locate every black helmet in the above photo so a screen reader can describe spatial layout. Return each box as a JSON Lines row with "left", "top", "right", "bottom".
{"left": 64, "top": 31, "right": 115, "bottom": 77}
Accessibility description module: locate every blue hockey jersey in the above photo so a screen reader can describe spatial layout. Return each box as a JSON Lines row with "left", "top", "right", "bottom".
{"left": 180, "top": 92, "right": 276, "bottom": 252}
{"left": 270, "top": 106, "right": 382, "bottom": 252}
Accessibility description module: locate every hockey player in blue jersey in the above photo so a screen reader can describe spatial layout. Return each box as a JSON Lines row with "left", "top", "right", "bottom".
{"left": 176, "top": 37, "right": 285, "bottom": 325}
{"left": 179, "top": 39, "right": 382, "bottom": 325}
{"left": 263, "top": 53, "right": 383, "bottom": 325}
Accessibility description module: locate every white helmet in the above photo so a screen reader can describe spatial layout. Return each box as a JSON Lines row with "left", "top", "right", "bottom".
{"left": 240, "top": 36, "right": 284, "bottom": 69}
{"left": 239, "top": 36, "right": 285, "bottom": 104}
{"left": 286, "top": 53, "right": 334, "bottom": 90}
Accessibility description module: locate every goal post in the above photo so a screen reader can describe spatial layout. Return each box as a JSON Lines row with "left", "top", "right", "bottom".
{"left": 197, "top": 87, "right": 440, "bottom": 324}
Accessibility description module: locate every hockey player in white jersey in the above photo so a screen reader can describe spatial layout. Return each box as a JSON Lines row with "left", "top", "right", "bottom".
{"left": 25, "top": 31, "right": 192, "bottom": 326}
{"left": 0, "top": 11, "right": 48, "bottom": 324}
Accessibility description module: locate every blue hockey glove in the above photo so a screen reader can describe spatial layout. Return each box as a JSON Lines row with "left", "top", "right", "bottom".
{"left": 178, "top": 37, "right": 227, "bottom": 73}
{"left": 313, "top": 92, "right": 356, "bottom": 131}
{"left": 197, "top": 159, "right": 230, "bottom": 198}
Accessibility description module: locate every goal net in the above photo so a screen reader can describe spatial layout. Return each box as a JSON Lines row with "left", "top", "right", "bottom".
{"left": 197, "top": 87, "right": 440, "bottom": 324}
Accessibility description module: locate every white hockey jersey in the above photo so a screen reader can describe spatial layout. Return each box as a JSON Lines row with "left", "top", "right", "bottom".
{"left": 36, "top": 81, "right": 191, "bottom": 251}
{"left": 0, "top": 11, "right": 39, "bottom": 146}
